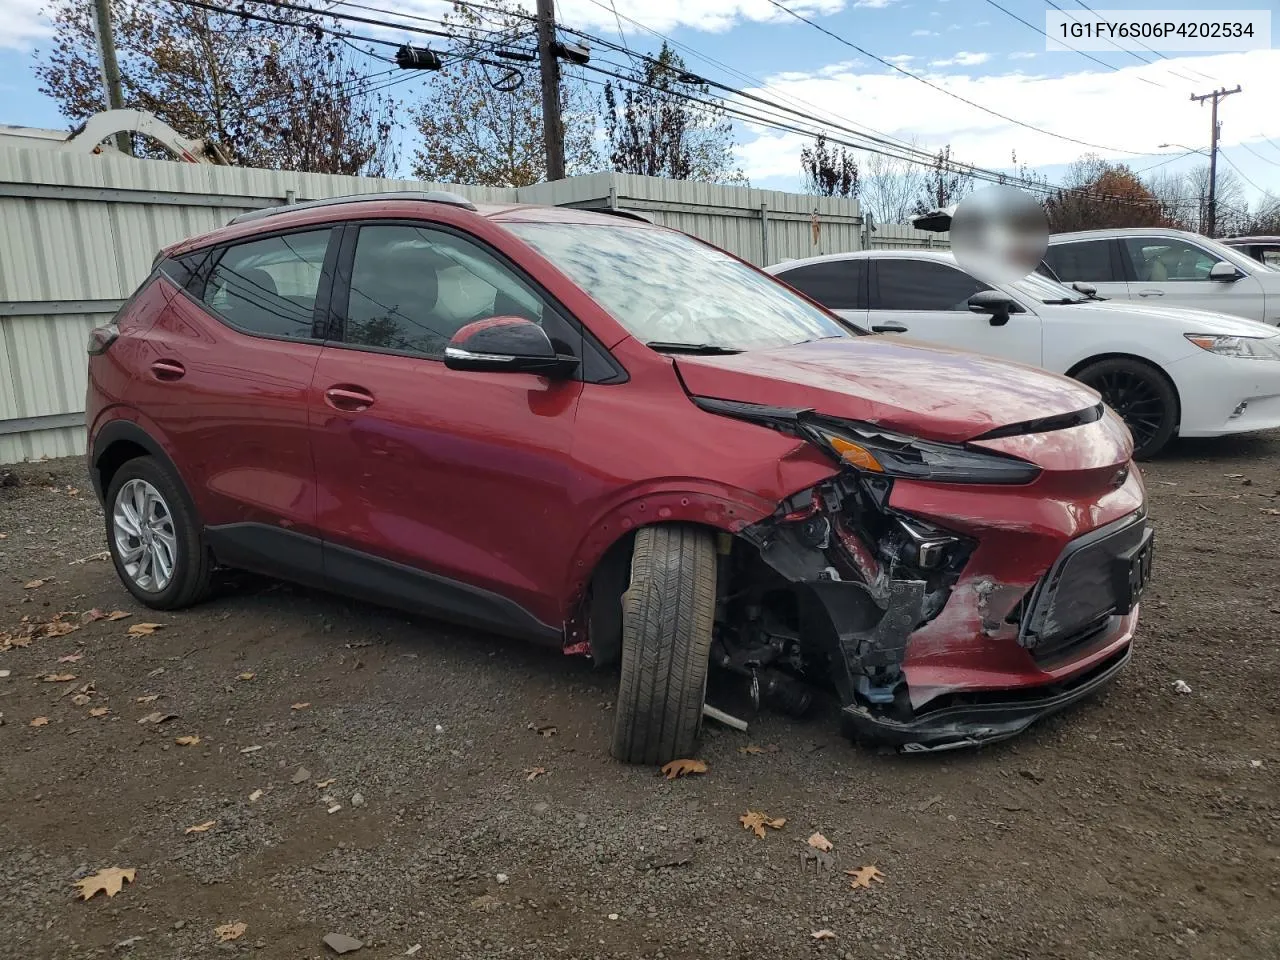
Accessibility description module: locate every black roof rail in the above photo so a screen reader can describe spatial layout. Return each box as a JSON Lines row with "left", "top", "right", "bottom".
{"left": 592, "top": 207, "right": 657, "bottom": 224}
{"left": 227, "top": 190, "right": 478, "bottom": 226}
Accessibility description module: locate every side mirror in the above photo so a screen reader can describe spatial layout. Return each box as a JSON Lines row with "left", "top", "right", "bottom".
{"left": 444, "top": 317, "right": 580, "bottom": 377}
{"left": 1209, "top": 261, "right": 1241, "bottom": 282}
{"left": 967, "top": 290, "right": 1018, "bottom": 327}
{"left": 1071, "top": 281, "right": 1098, "bottom": 296}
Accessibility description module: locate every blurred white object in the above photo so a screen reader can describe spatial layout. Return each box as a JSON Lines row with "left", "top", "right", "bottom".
{"left": 1172, "top": 680, "right": 1192, "bottom": 694}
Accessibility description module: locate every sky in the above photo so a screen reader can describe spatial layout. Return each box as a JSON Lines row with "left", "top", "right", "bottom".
{"left": 1, "top": 0, "right": 1278, "bottom": 207}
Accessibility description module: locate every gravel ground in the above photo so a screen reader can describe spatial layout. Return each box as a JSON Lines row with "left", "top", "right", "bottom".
{"left": 1, "top": 436, "right": 1278, "bottom": 960}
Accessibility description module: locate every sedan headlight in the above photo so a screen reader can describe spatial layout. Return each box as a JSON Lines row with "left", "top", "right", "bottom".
{"left": 1185, "top": 333, "right": 1280, "bottom": 360}
{"left": 809, "top": 422, "right": 1042, "bottom": 485}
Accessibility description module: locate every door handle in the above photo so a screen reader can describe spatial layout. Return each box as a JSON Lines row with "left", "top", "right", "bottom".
{"left": 324, "top": 385, "right": 375, "bottom": 412}
{"left": 871, "top": 322, "right": 909, "bottom": 334}
{"left": 150, "top": 359, "right": 186, "bottom": 381}
{"left": 1137, "top": 289, "right": 1165, "bottom": 297}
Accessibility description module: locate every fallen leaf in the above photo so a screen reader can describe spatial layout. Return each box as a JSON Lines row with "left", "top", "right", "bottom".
{"left": 248, "top": 789, "right": 263, "bottom": 802}
{"left": 89, "top": 707, "right": 109, "bottom": 718}
{"left": 23, "top": 579, "right": 48, "bottom": 589}
{"left": 137, "top": 711, "right": 177, "bottom": 725}
{"left": 71, "top": 694, "right": 93, "bottom": 707}
{"left": 185, "top": 820, "right": 216, "bottom": 834}
{"left": 808, "top": 832, "right": 833, "bottom": 853}
{"left": 127, "top": 623, "right": 163, "bottom": 637}
{"left": 106, "top": 611, "right": 130, "bottom": 621}
{"left": 660, "top": 759, "right": 708, "bottom": 780}
{"left": 42, "top": 621, "right": 78, "bottom": 639}
{"left": 812, "top": 930, "right": 837, "bottom": 941}
{"left": 30, "top": 716, "right": 49, "bottom": 727}
{"left": 524, "top": 766, "right": 547, "bottom": 781}
{"left": 738, "top": 744, "right": 765, "bottom": 755}
{"left": 237, "top": 672, "right": 255, "bottom": 681}
{"left": 315, "top": 778, "right": 336, "bottom": 788}
{"left": 175, "top": 735, "right": 201, "bottom": 746}
{"left": 42, "top": 673, "right": 77, "bottom": 682}
{"left": 291, "top": 702, "right": 311, "bottom": 710}
{"left": 739, "top": 811, "right": 787, "bottom": 839}
{"left": 73, "top": 867, "right": 136, "bottom": 900}
{"left": 845, "top": 865, "right": 886, "bottom": 890}
{"left": 82, "top": 609, "right": 106, "bottom": 622}
{"left": 58, "top": 654, "right": 82, "bottom": 663}
{"left": 214, "top": 922, "right": 246, "bottom": 942}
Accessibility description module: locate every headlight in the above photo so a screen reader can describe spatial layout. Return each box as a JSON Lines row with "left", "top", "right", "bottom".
{"left": 1185, "top": 333, "right": 1280, "bottom": 360}
{"left": 809, "top": 422, "right": 1042, "bottom": 485}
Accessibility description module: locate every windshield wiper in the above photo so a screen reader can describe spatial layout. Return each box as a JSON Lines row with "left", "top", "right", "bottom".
{"left": 645, "top": 341, "right": 743, "bottom": 355}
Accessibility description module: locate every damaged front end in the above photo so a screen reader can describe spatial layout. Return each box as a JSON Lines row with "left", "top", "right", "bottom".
{"left": 695, "top": 397, "right": 1150, "bottom": 753}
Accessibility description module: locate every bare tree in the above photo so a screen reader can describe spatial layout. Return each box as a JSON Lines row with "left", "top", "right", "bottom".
{"left": 34, "top": 0, "right": 397, "bottom": 175}
{"left": 800, "top": 135, "right": 858, "bottom": 197}
{"left": 411, "top": 0, "right": 598, "bottom": 186}
{"left": 860, "top": 143, "right": 927, "bottom": 223}
{"left": 913, "top": 145, "right": 975, "bottom": 215}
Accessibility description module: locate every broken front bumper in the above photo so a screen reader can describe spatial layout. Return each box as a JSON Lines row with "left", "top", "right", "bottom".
{"left": 840, "top": 641, "right": 1132, "bottom": 752}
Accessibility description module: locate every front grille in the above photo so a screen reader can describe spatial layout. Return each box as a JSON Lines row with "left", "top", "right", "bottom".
{"left": 1019, "top": 511, "right": 1151, "bottom": 654}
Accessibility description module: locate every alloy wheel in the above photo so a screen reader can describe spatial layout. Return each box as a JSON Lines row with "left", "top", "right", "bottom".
{"left": 112, "top": 478, "right": 178, "bottom": 593}
{"left": 1090, "top": 370, "right": 1167, "bottom": 452}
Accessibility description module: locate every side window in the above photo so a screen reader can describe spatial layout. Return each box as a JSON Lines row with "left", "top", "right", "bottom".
{"left": 777, "top": 260, "right": 867, "bottom": 310}
{"left": 202, "top": 230, "right": 331, "bottom": 340}
{"left": 1044, "top": 240, "right": 1115, "bottom": 283}
{"left": 1121, "top": 237, "right": 1221, "bottom": 282}
{"left": 874, "top": 259, "right": 991, "bottom": 311}
{"left": 344, "top": 224, "right": 546, "bottom": 358}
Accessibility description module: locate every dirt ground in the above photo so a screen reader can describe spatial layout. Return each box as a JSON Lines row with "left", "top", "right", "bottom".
{"left": 2, "top": 435, "right": 1278, "bottom": 960}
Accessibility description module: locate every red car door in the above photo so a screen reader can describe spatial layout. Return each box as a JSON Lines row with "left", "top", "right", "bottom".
{"left": 309, "top": 220, "right": 590, "bottom": 639}
{"left": 136, "top": 227, "right": 338, "bottom": 582}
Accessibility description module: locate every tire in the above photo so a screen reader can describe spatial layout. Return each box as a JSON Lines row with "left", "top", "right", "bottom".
{"left": 1074, "top": 357, "right": 1179, "bottom": 460}
{"left": 610, "top": 525, "right": 718, "bottom": 766}
{"left": 104, "top": 455, "right": 213, "bottom": 610}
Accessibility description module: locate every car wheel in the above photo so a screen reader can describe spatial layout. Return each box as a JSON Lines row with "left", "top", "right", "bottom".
{"left": 1075, "top": 358, "right": 1178, "bottom": 459}
{"left": 105, "top": 456, "right": 213, "bottom": 610}
{"left": 611, "top": 525, "right": 717, "bottom": 765}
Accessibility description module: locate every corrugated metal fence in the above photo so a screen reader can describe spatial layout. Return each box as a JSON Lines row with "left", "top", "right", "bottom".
{"left": 0, "top": 147, "right": 942, "bottom": 463}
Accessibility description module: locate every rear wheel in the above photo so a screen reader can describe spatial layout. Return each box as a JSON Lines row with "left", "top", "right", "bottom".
{"left": 611, "top": 525, "right": 717, "bottom": 765}
{"left": 105, "top": 456, "right": 213, "bottom": 610}
{"left": 1075, "top": 358, "right": 1178, "bottom": 459}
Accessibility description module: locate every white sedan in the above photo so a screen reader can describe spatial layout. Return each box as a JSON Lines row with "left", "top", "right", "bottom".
{"left": 766, "top": 249, "right": 1280, "bottom": 458}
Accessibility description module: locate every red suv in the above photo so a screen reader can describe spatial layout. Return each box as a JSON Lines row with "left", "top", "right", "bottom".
{"left": 87, "top": 193, "right": 1153, "bottom": 762}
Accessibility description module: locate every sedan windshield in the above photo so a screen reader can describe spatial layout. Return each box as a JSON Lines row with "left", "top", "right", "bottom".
{"left": 1010, "top": 270, "right": 1091, "bottom": 303}
{"left": 507, "top": 222, "right": 856, "bottom": 351}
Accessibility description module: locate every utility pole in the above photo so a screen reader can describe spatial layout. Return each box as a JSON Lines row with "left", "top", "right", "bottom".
{"left": 535, "top": 0, "right": 566, "bottom": 181}
{"left": 1191, "top": 85, "right": 1242, "bottom": 238}
{"left": 90, "top": 0, "right": 131, "bottom": 156}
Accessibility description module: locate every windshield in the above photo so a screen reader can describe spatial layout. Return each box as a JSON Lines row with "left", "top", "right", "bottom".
{"left": 1009, "top": 270, "right": 1090, "bottom": 303}
{"left": 507, "top": 222, "right": 857, "bottom": 350}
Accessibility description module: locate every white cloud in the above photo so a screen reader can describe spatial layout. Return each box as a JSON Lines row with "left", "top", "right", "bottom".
{"left": 930, "top": 51, "right": 991, "bottom": 67}
{"left": 1009, "top": 51, "right": 1038, "bottom": 60}
{"left": 546, "top": 0, "right": 848, "bottom": 34}
{"left": 946, "top": 23, "right": 962, "bottom": 30}
{"left": 883, "top": 54, "right": 916, "bottom": 65}
{"left": 733, "top": 49, "right": 1280, "bottom": 189}
{"left": 852, "top": 0, "right": 900, "bottom": 7}
{"left": 0, "top": 0, "right": 50, "bottom": 51}
{"left": 911, "top": 29, "right": 938, "bottom": 36}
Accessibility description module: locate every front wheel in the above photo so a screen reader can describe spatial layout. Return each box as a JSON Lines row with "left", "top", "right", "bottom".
{"left": 1075, "top": 358, "right": 1178, "bottom": 459}
{"left": 610, "top": 525, "right": 717, "bottom": 765}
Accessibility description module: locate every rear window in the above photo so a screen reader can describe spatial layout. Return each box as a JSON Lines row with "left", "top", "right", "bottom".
{"left": 201, "top": 230, "right": 332, "bottom": 340}
{"left": 1045, "top": 240, "right": 1116, "bottom": 283}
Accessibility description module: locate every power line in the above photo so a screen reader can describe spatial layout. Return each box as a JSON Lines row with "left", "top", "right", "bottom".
{"left": 1235, "top": 141, "right": 1280, "bottom": 170}
{"left": 1072, "top": 0, "right": 1221, "bottom": 84}
{"left": 760, "top": 0, "right": 1158, "bottom": 155}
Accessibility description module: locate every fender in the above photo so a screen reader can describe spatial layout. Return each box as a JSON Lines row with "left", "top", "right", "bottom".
{"left": 88, "top": 413, "right": 194, "bottom": 517}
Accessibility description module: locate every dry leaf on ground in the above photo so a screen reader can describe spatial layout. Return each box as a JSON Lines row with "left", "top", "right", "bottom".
{"left": 127, "top": 623, "right": 163, "bottom": 637}
{"left": 71, "top": 694, "right": 93, "bottom": 707}
{"left": 248, "top": 789, "right": 263, "bottom": 802}
{"left": 660, "top": 759, "right": 708, "bottom": 780}
{"left": 23, "top": 579, "right": 48, "bottom": 589}
{"left": 89, "top": 707, "right": 109, "bottom": 718}
{"left": 315, "top": 778, "right": 336, "bottom": 788}
{"left": 290, "top": 702, "right": 311, "bottom": 710}
{"left": 42, "top": 674, "right": 77, "bottom": 683}
{"left": 812, "top": 930, "right": 837, "bottom": 941}
{"left": 137, "top": 712, "right": 177, "bottom": 725}
{"left": 524, "top": 767, "right": 547, "bottom": 781}
{"left": 185, "top": 820, "right": 216, "bottom": 834}
{"left": 738, "top": 744, "right": 765, "bottom": 755}
{"left": 808, "top": 832, "right": 833, "bottom": 852}
{"left": 73, "top": 867, "right": 136, "bottom": 900}
{"left": 175, "top": 735, "right": 201, "bottom": 746}
{"left": 845, "top": 865, "right": 886, "bottom": 890}
{"left": 739, "top": 811, "right": 787, "bottom": 839}
{"left": 237, "top": 672, "right": 255, "bottom": 681}
{"left": 135, "top": 694, "right": 160, "bottom": 703}
{"left": 57, "top": 654, "right": 82, "bottom": 664}
{"left": 214, "top": 922, "right": 246, "bottom": 942}
{"left": 106, "top": 611, "right": 130, "bottom": 621}
{"left": 30, "top": 716, "right": 49, "bottom": 727}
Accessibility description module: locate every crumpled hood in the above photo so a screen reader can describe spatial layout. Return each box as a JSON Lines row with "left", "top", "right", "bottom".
{"left": 674, "top": 337, "right": 1102, "bottom": 444}
{"left": 1071, "top": 299, "right": 1280, "bottom": 336}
